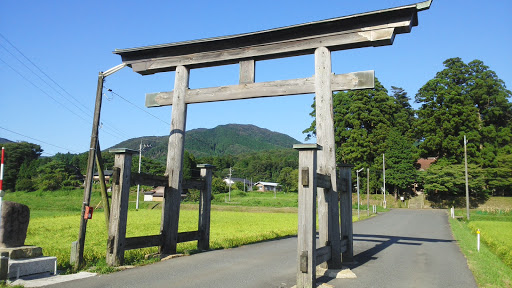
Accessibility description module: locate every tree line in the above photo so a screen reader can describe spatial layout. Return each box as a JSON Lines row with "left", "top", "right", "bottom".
{"left": 304, "top": 57, "right": 511, "bottom": 205}
{"left": 2, "top": 57, "right": 511, "bottom": 205}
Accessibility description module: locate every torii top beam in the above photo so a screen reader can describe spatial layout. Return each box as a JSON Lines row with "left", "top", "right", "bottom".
{"left": 113, "top": 1, "right": 432, "bottom": 75}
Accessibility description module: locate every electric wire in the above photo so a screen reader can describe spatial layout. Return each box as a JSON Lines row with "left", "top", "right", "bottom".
{"left": 104, "top": 86, "right": 171, "bottom": 126}
{"left": 0, "top": 33, "right": 131, "bottom": 141}
{"left": 0, "top": 126, "right": 81, "bottom": 154}
{"left": 0, "top": 56, "right": 93, "bottom": 124}
{"left": 0, "top": 42, "right": 92, "bottom": 117}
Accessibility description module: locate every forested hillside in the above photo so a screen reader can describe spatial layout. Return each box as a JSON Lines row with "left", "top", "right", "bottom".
{"left": 111, "top": 124, "right": 300, "bottom": 162}
{"left": 0, "top": 138, "right": 13, "bottom": 144}
{"left": 3, "top": 57, "right": 510, "bottom": 202}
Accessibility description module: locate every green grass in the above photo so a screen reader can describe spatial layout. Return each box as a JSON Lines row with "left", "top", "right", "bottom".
{"left": 449, "top": 211, "right": 512, "bottom": 288}
{"left": 209, "top": 190, "right": 299, "bottom": 207}
{"left": 468, "top": 221, "right": 512, "bottom": 269}
{"left": 5, "top": 188, "right": 377, "bottom": 274}
{"left": 23, "top": 208, "right": 299, "bottom": 272}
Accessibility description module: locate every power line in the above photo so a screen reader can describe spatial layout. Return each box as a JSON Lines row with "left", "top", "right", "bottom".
{"left": 0, "top": 126, "right": 81, "bottom": 154}
{"left": 0, "top": 33, "right": 131, "bottom": 142}
{"left": 0, "top": 42, "right": 91, "bottom": 117}
{"left": 0, "top": 56, "right": 93, "bottom": 124}
{"left": 0, "top": 33, "right": 91, "bottom": 116}
{"left": 104, "top": 86, "right": 171, "bottom": 126}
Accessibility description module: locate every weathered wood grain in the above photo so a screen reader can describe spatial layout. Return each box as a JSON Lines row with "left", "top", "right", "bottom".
{"left": 296, "top": 147, "right": 318, "bottom": 288}
{"left": 177, "top": 231, "right": 199, "bottom": 243}
{"left": 339, "top": 164, "right": 354, "bottom": 263}
{"left": 125, "top": 235, "right": 162, "bottom": 250}
{"left": 198, "top": 165, "right": 214, "bottom": 251}
{"left": 106, "top": 151, "right": 136, "bottom": 266}
{"left": 315, "top": 246, "right": 332, "bottom": 265}
{"left": 161, "top": 65, "right": 189, "bottom": 255}
{"left": 315, "top": 47, "right": 342, "bottom": 269}
{"left": 239, "top": 60, "right": 255, "bottom": 84}
{"left": 145, "top": 71, "right": 374, "bottom": 107}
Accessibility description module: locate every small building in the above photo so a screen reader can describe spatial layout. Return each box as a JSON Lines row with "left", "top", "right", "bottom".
{"left": 144, "top": 186, "right": 164, "bottom": 202}
{"left": 416, "top": 157, "right": 438, "bottom": 171}
{"left": 224, "top": 177, "right": 253, "bottom": 190}
{"left": 92, "top": 170, "right": 114, "bottom": 182}
{"left": 254, "top": 181, "right": 280, "bottom": 192}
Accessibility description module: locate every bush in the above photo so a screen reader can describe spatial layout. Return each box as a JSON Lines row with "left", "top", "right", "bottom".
{"left": 15, "top": 178, "right": 35, "bottom": 192}
{"left": 62, "top": 179, "right": 80, "bottom": 189}
{"left": 184, "top": 189, "right": 200, "bottom": 202}
{"left": 39, "top": 179, "right": 61, "bottom": 191}
{"left": 233, "top": 190, "right": 248, "bottom": 197}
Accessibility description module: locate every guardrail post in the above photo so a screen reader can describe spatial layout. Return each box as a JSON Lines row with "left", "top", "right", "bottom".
{"left": 106, "top": 148, "right": 137, "bottom": 266}
{"left": 294, "top": 144, "right": 320, "bottom": 288}
{"left": 339, "top": 164, "right": 354, "bottom": 263}
{"left": 197, "top": 164, "right": 214, "bottom": 251}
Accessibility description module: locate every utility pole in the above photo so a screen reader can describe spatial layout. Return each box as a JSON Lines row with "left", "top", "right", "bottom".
{"left": 383, "top": 153, "right": 386, "bottom": 208}
{"left": 367, "top": 168, "right": 370, "bottom": 216}
{"left": 356, "top": 168, "right": 363, "bottom": 220}
{"left": 228, "top": 167, "right": 233, "bottom": 202}
{"left": 136, "top": 140, "right": 142, "bottom": 211}
{"left": 74, "top": 63, "right": 126, "bottom": 269}
{"left": 464, "top": 135, "right": 470, "bottom": 220}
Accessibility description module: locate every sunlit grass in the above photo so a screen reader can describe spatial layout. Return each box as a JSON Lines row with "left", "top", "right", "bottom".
{"left": 449, "top": 211, "right": 512, "bottom": 288}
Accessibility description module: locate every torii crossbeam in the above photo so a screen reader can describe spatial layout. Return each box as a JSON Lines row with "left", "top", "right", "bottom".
{"left": 77, "top": 1, "right": 432, "bottom": 286}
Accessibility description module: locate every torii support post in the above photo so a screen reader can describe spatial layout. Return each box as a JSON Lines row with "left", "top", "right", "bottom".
{"left": 315, "top": 46, "right": 342, "bottom": 269}
{"left": 106, "top": 148, "right": 137, "bottom": 267}
{"left": 339, "top": 164, "right": 354, "bottom": 263}
{"left": 161, "top": 65, "right": 189, "bottom": 255}
{"left": 295, "top": 144, "right": 319, "bottom": 288}
{"left": 197, "top": 164, "right": 214, "bottom": 251}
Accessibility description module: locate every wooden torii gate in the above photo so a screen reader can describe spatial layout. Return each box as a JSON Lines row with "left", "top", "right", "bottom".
{"left": 78, "top": 1, "right": 431, "bottom": 286}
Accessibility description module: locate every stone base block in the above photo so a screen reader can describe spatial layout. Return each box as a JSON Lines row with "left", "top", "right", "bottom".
{"left": 0, "top": 246, "right": 43, "bottom": 259}
{"left": 316, "top": 266, "right": 357, "bottom": 279}
{"left": 8, "top": 256, "right": 57, "bottom": 279}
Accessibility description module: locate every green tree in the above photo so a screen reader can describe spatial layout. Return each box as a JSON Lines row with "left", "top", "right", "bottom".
{"left": 277, "top": 167, "right": 298, "bottom": 192}
{"left": 211, "top": 177, "right": 228, "bottom": 194}
{"left": 182, "top": 151, "right": 198, "bottom": 180}
{"left": 34, "top": 160, "right": 79, "bottom": 191}
{"left": 415, "top": 58, "right": 511, "bottom": 162}
{"left": 304, "top": 78, "right": 419, "bottom": 195}
{"left": 415, "top": 58, "right": 511, "bottom": 199}
{"left": 1, "top": 142, "right": 42, "bottom": 191}
{"left": 383, "top": 129, "right": 419, "bottom": 197}
{"left": 423, "top": 159, "right": 488, "bottom": 207}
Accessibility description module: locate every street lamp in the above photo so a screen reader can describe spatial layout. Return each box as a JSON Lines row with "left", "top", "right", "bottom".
{"left": 356, "top": 168, "right": 364, "bottom": 220}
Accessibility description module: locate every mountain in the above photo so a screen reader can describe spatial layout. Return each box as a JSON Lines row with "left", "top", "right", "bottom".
{"left": 109, "top": 124, "right": 301, "bottom": 161}
{"left": 0, "top": 138, "right": 14, "bottom": 144}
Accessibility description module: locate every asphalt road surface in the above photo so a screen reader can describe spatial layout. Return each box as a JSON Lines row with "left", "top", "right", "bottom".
{"left": 46, "top": 209, "right": 477, "bottom": 288}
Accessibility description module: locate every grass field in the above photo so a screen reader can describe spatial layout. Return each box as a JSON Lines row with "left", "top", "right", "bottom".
{"left": 3, "top": 188, "right": 376, "bottom": 273}
{"left": 25, "top": 208, "right": 299, "bottom": 272}
{"left": 468, "top": 220, "right": 512, "bottom": 269}
{"left": 450, "top": 200, "right": 512, "bottom": 288}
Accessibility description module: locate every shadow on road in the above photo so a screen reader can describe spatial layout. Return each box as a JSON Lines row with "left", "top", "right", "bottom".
{"left": 346, "top": 234, "right": 455, "bottom": 269}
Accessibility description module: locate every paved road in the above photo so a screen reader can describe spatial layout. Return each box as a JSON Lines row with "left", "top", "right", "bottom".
{"left": 46, "top": 209, "right": 476, "bottom": 288}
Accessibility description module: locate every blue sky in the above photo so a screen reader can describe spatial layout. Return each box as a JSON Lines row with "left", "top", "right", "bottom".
{"left": 1, "top": 0, "right": 511, "bottom": 156}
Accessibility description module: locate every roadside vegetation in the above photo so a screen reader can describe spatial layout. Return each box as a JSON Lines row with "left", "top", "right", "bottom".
{"left": 4, "top": 187, "right": 380, "bottom": 274}
{"left": 449, "top": 200, "right": 512, "bottom": 288}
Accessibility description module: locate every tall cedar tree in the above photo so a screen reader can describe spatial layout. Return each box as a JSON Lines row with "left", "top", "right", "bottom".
{"left": 304, "top": 78, "right": 418, "bottom": 193}
{"left": 415, "top": 57, "right": 512, "bottom": 197}
{"left": 415, "top": 57, "right": 511, "bottom": 162}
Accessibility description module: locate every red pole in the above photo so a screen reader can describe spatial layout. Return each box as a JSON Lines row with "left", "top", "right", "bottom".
{"left": 0, "top": 147, "right": 4, "bottom": 195}
{"left": 0, "top": 147, "right": 5, "bottom": 229}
